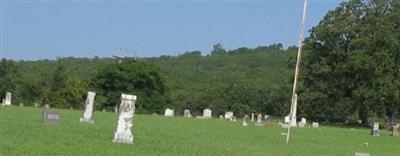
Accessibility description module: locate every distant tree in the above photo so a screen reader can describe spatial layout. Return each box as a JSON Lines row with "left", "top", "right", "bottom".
{"left": 211, "top": 43, "right": 226, "bottom": 55}
{"left": 0, "top": 59, "right": 18, "bottom": 102}
{"left": 92, "top": 60, "right": 167, "bottom": 113}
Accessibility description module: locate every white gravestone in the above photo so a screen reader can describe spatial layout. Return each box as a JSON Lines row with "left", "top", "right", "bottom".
{"left": 255, "top": 114, "right": 263, "bottom": 126}
{"left": 80, "top": 91, "right": 96, "bottom": 123}
{"left": 251, "top": 113, "right": 255, "bottom": 122}
{"left": 113, "top": 94, "right": 136, "bottom": 144}
{"left": 312, "top": 122, "right": 319, "bottom": 128}
{"left": 219, "top": 115, "right": 223, "bottom": 120}
{"left": 3, "top": 92, "right": 12, "bottom": 106}
{"left": 284, "top": 116, "right": 290, "bottom": 123}
{"left": 224, "top": 111, "right": 234, "bottom": 121}
{"left": 184, "top": 109, "right": 191, "bottom": 118}
{"left": 164, "top": 108, "right": 174, "bottom": 117}
{"left": 371, "top": 122, "right": 380, "bottom": 136}
{"left": 203, "top": 109, "right": 212, "bottom": 118}
{"left": 243, "top": 115, "right": 249, "bottom": 126}
{"left": 299, "top": 118, "right": 307, "bottom": 128}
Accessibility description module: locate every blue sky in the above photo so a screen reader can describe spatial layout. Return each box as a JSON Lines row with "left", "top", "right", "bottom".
{"left": 1, "top": 0, "right": 344, "bottom": 60}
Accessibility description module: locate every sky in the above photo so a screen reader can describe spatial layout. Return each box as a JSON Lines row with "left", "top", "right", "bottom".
{"left": 0, "top": 0, "right": 344, "bottom": 60}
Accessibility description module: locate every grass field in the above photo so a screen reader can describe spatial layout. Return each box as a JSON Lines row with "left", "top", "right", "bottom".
{"left": 0, "top": 106, "right": 399, "bottom": 156}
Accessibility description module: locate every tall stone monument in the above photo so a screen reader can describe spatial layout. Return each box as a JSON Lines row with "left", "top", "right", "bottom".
{"left": 164, "top": 108, "right": 174, "bottom": 117}
{"left": 113, "top": 94, "right": 136, "bottom": 144}
{"left": 251, "top": 113, "right": 254, "bottom": 122}
{"left": 3, "top": 92, "right": 12, "bottom": 106}
{"left": 203, "top": 108, "right": 212, "bottom": 118}
{"left": 184, "top": 109, "right": 191, "bottom": 118}
{"left": 80, "top": 91, "right": 96, "bottom": 123}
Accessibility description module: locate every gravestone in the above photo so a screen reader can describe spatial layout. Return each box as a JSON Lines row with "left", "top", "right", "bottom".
{"left": 42, "top": 106, "right": 60, "bottom": 123}
{"left": 219, "top": 115, "right": 223, "bottom": 120}
{"left": 392, "top": 124, "right": 399, "bottom": 136}
{"left": 164, "top": 108, "right": 174, "bottom": 117}
{"left": 3, "top": 92, "right": 12, "bottom": 106}
{"left": 284, "top": 116, "right": 290, "bottom": 124}
{"left": 355, "top": 152, "right": 370, "bottom": 156}
{"left": 251, "top": 113, "right": 255, "bottom": 122}
{"left": 299, "top": 118, "right": 307, "bottom": 128}
{"left": 243, "top": 115, "right": 249, "bottom": 126}
{"left": 312, "top": 122, "right": 319, "bottom": 128}
{"left": 255, "top": 114, "right": 263, "bottom": 126}
{"left": 80, "top": 91, "right": 96, "bottom": 123}
{"left": 184, "top": 109, "right": 191, "bottom": 118}
{"left": 44, "top": 104, "right": 50, "bottom": 109}
{"left": 371, "top": 122, "right": 380, "bottom": 136}
{"left": 34, "top": 102, "right": 39, "bottom": 107}
{"left": 203, "top": 108, "right": 212, "bottom": 118}
{"left": 114, "top": 106, "right": 118, "bottom": 114}
{"left": 113, "top": 94, "right": 136, "bottom": 144}
{"left": 224, "top": 111, "right": 234, "bottom": 121}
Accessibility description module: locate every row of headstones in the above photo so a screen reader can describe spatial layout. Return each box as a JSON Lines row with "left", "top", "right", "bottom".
{"left": 40, "top": 91, "right": 137, "bottom": 144}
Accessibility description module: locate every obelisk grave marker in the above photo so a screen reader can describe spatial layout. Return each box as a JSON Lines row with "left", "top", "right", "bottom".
{"left": 80, "top": 91, "right": 96, "bottom": 123}
{"left": 113, "top": 94, "right": 137, "bottom": 144}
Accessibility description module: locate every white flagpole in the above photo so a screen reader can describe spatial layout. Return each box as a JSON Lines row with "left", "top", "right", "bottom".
{"left": 286, "top": 0, "right": 308, "bottom": 144}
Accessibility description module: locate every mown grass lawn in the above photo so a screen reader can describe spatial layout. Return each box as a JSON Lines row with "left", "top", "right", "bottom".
{"left": 0, "top": 106, "right": 399, "bottom": 156}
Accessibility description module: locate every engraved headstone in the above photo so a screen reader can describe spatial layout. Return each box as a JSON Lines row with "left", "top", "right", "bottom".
{"left": 42, "top": 106, "right": 60, "bottom": 123}
{"left": 164, "top": 108, "right": 174, "bottom": 117}
{"left": 224, "top": 111, "right": 234, "bottom": 121}
{"left": 355, "top": 152, "right": 370, "bottom": 156}
{"left": 255, "top": 114, "right": 263, "bottom": 126}
{"left": 113, "top": 94, "right": 136, "bottom": 144}
{"left": 371, "top": 122, "right": 380, "bottom": 136}
{"left": 242, "top": 115, "right": 249, "bottom": 126}
{"left": 299, "top": 117, "right": 307, "bottom": 128}
{"left": 312, "top": 122, "right": 319, "bottom": 128}
{"left": 80, "top": 91, "right": 96, "bottom": 123}
{"left": 251, "top": 113, "right": 254, "bottom": 122}
{"left": 203, "top": 108, "right": 212, "bottom": 118}
{"left": 184, "top": 109, "right": 191, "bottom": 118}
{"left": 392, "top": 124, "right": 399, "bottom": 136}
{"left": 3, "top": 92, "right": 12, "bottom": 106}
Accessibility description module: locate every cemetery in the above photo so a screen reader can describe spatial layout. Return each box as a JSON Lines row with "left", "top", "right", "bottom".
{"left": 1, "top": 0, "right": 400, "bottom": 155}
{"left": 0, "top": 105, "right": 399, "bottom": 155}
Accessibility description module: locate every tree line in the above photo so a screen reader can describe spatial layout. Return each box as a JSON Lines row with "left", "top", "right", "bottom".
{"left": 0, "top": 0, "right": 398, "bottom": 126}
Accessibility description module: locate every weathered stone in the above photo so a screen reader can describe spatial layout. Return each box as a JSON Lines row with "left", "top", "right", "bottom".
{"left": 80, "top": 91, "right": 96, "bottom": 123}
{"left": 184, "top": 109, "right": 191, "bottom": 118}
{"left": 299, "top": 117, "right": 307, "bottom": 128}
{"left": 251, "top": 113, "right": 254, "bottom": 122}
{"left": 392, "top": 124, "right": 399, "bottom": 136}
{"left": 203, "top": 108, "right": 212, "bottom": 118}
{"left": 355, "top": 152, "right": 370, "bottom": 156}
{"left": 371, "top": 122, "right": 380, "bottom": 136}
{"left": 113, "top": 94, "right": 136, "bottom": 144}
{"left": 164, "top": 108, "right": 174, "bottom": 117}
{"left": 224, "top": 111, "right": 234, "bottom": 121}
{"left": 3, "top": 92, "right": 12, "bottom": 106}
{"left": 219, "top": 115, "right": 223, "bottom": 120}
{"left": 42, "top": 107, "right": 60, "bottom": 123}
{"left": 242, "top": 115, "right": 249, "bottom": 127}
{"left": 312, "top": 122, "right": 319, "bottom": 128}
{"left": 255, "top": 114, "right": 263, "bottom": 126}
{"left": 284, "top": 116, "right": 290, "bottom": 124}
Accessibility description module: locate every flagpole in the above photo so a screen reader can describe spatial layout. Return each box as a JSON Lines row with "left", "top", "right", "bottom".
{"left": 286, "top": 0, "right": 308, "bottom": 144}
